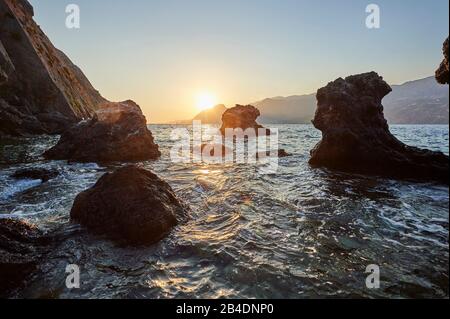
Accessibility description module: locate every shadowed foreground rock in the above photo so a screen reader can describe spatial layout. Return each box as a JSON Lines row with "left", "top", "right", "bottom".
{"left": 0, "top": 218, "right": 47, "bottom": 297}
{"left": 70, "top": 166, "right": 189, "bottom": 245}
{"left": 436, "top": 37, "right": 449, "bottom": 85}
{"left": 44, "top": 100, "right": 161, "bottom": 163}
{"left": 309, "top": 72, "right": 449, "bottom": 183}
{"left": 220, "top": 105, "right": 270, "bottom": 136}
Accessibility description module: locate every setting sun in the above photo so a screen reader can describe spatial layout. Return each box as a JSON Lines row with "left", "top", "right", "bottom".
{"left": 196, "top": 92, "right": 218, "bottom": 111}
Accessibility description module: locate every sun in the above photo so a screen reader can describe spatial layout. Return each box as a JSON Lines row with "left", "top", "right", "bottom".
{"left": 196, "top": 92, "right": 218, "bottom": 112}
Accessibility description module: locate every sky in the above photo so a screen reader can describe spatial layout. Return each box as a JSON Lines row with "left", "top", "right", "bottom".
{"left": 29, "top": 0, "right": 449, "bottom": 123}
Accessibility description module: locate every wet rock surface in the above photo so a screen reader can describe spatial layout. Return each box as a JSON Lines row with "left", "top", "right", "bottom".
{"left": 436, "top": 37, "right": 449, "bottom": 85}
{"left": 70, "top": 165, "right": 189, "bottom": 246}
{"left": 0, "top": 218, "right": 48, "bottom": 298}
{"left": 220, "top": 105, "right": 270, "bottom": 136}
{"left": 43, "top": 101, "right": 161, "bottom": 163}
{"left": 309, "top": 72, "right": 449, "bottom": 183}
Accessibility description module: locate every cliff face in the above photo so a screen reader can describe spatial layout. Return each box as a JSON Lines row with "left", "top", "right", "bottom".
{"left": 0, "top": 0, "right": 106, "bottom": 136}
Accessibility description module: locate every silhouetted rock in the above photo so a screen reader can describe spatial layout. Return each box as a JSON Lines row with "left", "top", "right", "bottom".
{"left": 220, "top": 105, "right": 270, "bottom": 136}
{"left": 70, "top": 166, "right": 189, "bottom": 245}
{"left": 199, "top": 142, "right": 290, "bottom": 159}
{"left": 310, "top": 72, "right": 449, "bottom": 183}
{"left": 0, "top": 0, "right": 106, "bottom": 136}
{"left": 43, "top": 101, "right": 161, "bottom": 163}
{"left": 12, "top": 168, "right": 58, "bottom": 182}
{"left": 436, "top": 37, "right": 449, "bottom": 85}
{"left": 277, "top": 149, "right": 290, "bottom": 157}
{"left": 0, "top": 218, "right": 47, "bottom": 297}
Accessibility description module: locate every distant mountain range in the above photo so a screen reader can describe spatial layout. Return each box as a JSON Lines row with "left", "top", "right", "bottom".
{"left": 383, "top": 76, "right": 449, "bottom": 124}
{"left": 180, "top": 76, "right": 449, "bottom": 125}
{"left": 193, "top": 104, "right": 228, "bottom": 124}
{"left": 254, "top": 94, "right": 316, "bottom": 124}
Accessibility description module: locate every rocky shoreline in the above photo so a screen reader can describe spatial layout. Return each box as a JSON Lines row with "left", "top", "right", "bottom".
{"left": 0, "top": 0, "right": 448, "bottom": 299}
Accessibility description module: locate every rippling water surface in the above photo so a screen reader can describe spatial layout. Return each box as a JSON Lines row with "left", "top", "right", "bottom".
{"left": 0, "top": 125, "right": 448, "bottom": 298}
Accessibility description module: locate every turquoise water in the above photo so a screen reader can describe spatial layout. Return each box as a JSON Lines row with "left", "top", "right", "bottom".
{"left": 0, "top": 125, "right": 448, "bottom": 298}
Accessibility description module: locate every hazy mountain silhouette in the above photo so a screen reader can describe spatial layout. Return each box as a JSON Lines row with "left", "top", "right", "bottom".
{"left": 383, "top": 76, "right": 449, "bottom": 124}
{"left": 182, "top": 76, "right": 448, "bottom": 125}
{"left": 253, "top": 94, "right": 317, "bottom": 124}
{"left": 253, "top": 76, "right": 449, "bottom": 124}
{"left": 172, "top": 104, "right": 228, "bottom": 124}
{"left": 193, "top": 104, "right": 227, "bottom": 124}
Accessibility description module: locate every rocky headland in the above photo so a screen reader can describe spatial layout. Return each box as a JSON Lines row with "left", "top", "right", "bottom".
{"left": 0, "top": 0, "right": 106, "bottom": 136}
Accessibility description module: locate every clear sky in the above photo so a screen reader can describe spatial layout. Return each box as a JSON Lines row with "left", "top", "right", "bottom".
{"left": 29, "top": 0, "right": 449, "bottom": 123}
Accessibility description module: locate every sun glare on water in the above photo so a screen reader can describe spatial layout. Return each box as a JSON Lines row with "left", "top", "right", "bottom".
{"left": 196, "top": 92, "right": 218, "bottom": 112}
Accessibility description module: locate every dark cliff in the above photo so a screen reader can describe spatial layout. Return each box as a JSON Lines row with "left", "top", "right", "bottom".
{"left": 0, "top": 0, "right": 106, "bottom": 136}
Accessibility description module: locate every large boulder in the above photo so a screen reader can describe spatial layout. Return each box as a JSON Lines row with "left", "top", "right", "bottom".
{"left": 220, "top": 104, "right": 270, "bottom": 136}
{"left": 43, "top": 101, "right": 161, "bottom": 163}
{"left": 0, "top": 218, "right": 47, "bottom": 297}
{"left": 309, "top": 72, "right": 449, "bottom": 183}
{"left": 70, "top": 166, "right": 189, "bottom": 245}
{"left": 436, "top": 37, "right": 449, "bottom": 85}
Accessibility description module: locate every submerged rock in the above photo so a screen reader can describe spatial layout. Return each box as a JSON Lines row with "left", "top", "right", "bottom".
{"left": 43, "top": 100, "right": 161, "bottom": 163}
{"left": 309, "top": 72, "right": 449, "bottom": 183}
{"left": 220, "top": 105, "right": 270, "bottom": 136}
{"left": 199, "top": 142, "right": 289, "bottom": 158}
{"left": 70, "top": 165, "right": 189, "bottom": 245}
{"left": 11, "top": 168, "right": 58, "bottom": 182}
{"left": 277, "top": 149, "right": 290, "bottom": 157}
{"left": 436, "top": 37, "right": 449, "bottom": 85}
{"left": 0, "top": 218, "right": 47, "bottom": 297}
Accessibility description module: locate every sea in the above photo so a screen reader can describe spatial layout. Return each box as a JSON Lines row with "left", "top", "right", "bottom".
{"left": 0, "top": 124, "right": 448, "bottom": 298}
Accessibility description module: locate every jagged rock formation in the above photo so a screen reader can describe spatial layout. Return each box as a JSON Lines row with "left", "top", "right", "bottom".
{"left": 220, "top": 104, "right": 270, "bottom": 136}
{"left": 0, "top": 0, "right": 106, "bottom": 136}
{"left": 43, "top": 100, "right": 161, "bottom": 163}
{"left": 436, "top": 37, "right": 449, "bottom": 85}
{"left": 70, "top": 166, "right": 189, "bottom": 246}
{"left": 309, "top": 72, "right": 449, "bottom": 183}
{"left": 0, "top": 218, "right": 48, "bottom": 297}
